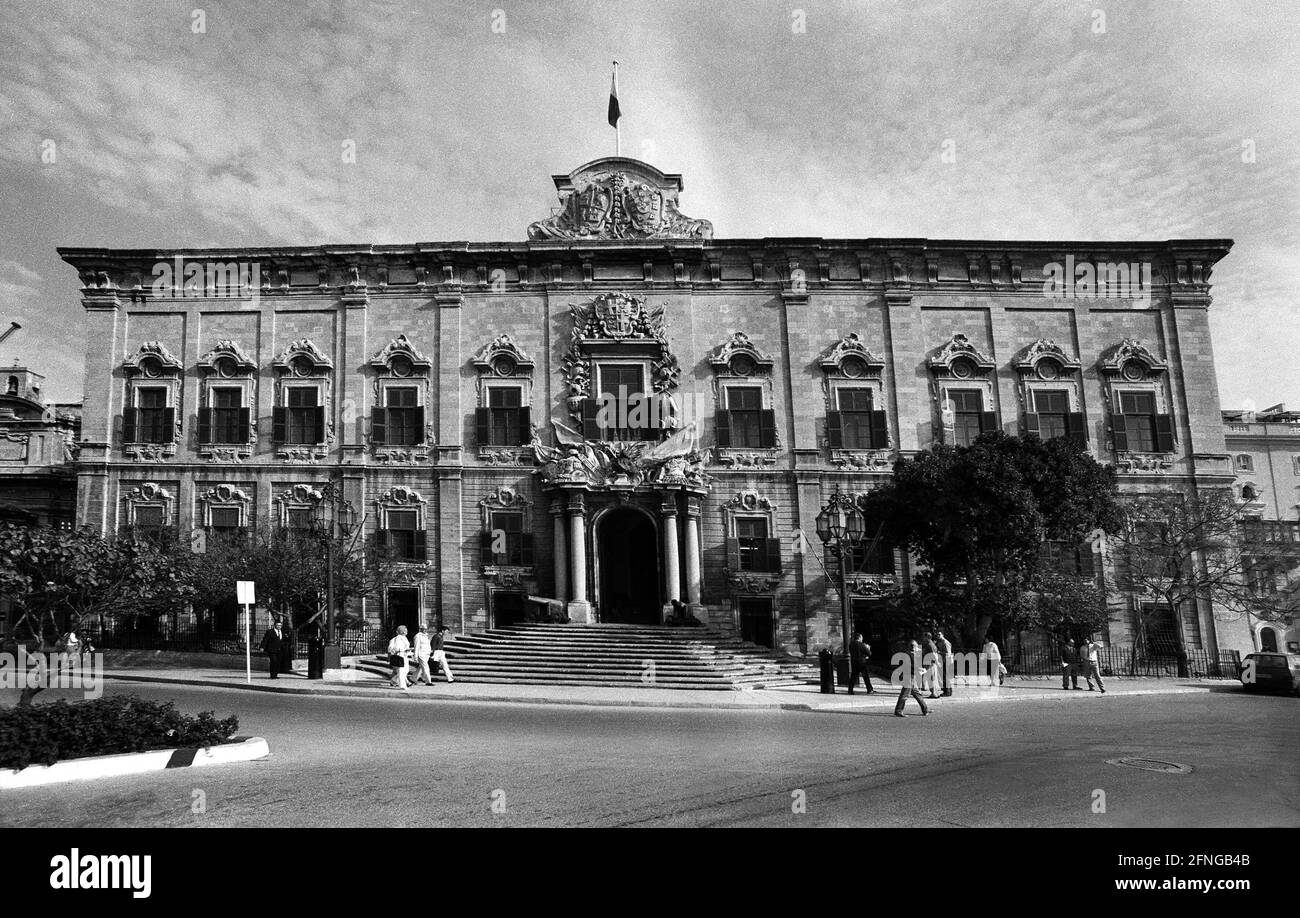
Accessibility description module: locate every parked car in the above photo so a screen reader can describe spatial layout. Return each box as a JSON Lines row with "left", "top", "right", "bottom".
{"left": 1239, "top": 652, "right": 1300, "bottom": 695}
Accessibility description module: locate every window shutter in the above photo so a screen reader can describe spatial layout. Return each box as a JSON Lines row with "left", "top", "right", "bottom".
{"left": 413, "top": 406, "right": 426, "bottom": 442}
{"left": 520, "top": 532, "right": 535, "bottom": 566}
{"left": 238, "top": 407, "right": 251, "bottom": 443}
{"left": 122, "top": 408, "right": 137, "bottom": 444}
{"left": 480, "top": 529, "right": 495, "bottom": 562}
{"left": 1110, "top": 414, "right": 1128, "bottom": 452}
{"left": 197, "top": 407, "right": 212, "bottom": 444}
{"left": 868, "top": 410, "right": 889, "bottom": 449}
{"left": 414, "top": 529, "right": 427, "bottom": 561}
{"left": 474, "top": 407, "right": 491, "bottom": 445}
{"left": 1023, "top": 412, "right": 1040, "bottom": 437}
{"left": 516, "top": 406, "right": 531, "bottom": 445}
{"left": 371, "top": 407, "right": 387, "bottom": 445}
{"left": 765, "top": 538, "right": 782, "bottom": 571}
{"left": 758, "top": 409, "right": 777, "bottom": 448}
{"left": 715, "top": 410, "right": 732, "bottom": 448}
{"left": 312, "top": 406, "right": 326, "bottom": 443}
{"left": 725, "top": 538, "right": 741, "bottom": 570}
{"left": 1078, "top": 544, "right": 1096, "bottom": 578}
{"left": 826, "top": 410, "right": 843, "bottom": 449}
{"left": 979, "top": 411, "right": 998, "bottom": 434}
{"left": 581, "top": 398, "right": 601, "bottom": 440}
{"left": 1154, "top": 414, "right": 1175, "bottom": 452}
{"left": 272, "top": 406, "right": 287, "bottom": 443}
{"left": 161, "top": 407, "right": 176, "bottom": 441}
{"left": 1065, "top": 412, "right": 1087, "bottom": 446}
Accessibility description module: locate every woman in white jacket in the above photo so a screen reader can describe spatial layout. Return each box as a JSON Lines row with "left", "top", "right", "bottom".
{"left": 387, "top": 625, "right": 411, "bottom": 691}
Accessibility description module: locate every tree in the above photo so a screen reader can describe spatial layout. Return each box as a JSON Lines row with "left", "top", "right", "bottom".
{"left": 1005, "top": 571, "right": 1113, "bottom": 645}
{"left": 866, "top": 431, "right": 1122, "bottom": 646}
{"left": 1108, "top": 488, "right": 1300, "bottom": 676}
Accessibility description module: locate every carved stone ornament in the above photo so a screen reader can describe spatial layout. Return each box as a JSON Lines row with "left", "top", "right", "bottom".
{"left": 480, "top": 486, "right": 531, "bottom": 511}
{"left": 479, "top": 447, "right": 531, "bottom": 466}
{"left": 527, "top": 157, "right": 712, "bottom": 241}
{"left": 197, "top": 340, "right": 257, "bottom": 374}
{"left": 846, "top": 574, "right": 898, "bottom": 597}
{"left": 203, "top": 447, "right": 247, "bottom": 464}
{"left": 377, "top": 486, "right": 427, "bottom": 506}
{"left": 369, "top": 334, "right": 431, "bottom": 372}
{"left": 128, "top": 482, "right": 174, "bottom": 502}
{"left": 126, "top": 444, "right": 174, "bottom": 462}
{"left": 713, "top": 449, "right": 778, "bottom": 468}
{"left": 1100, "top": 339, "right": 1167, "bottom": 376}
{"left": 1012, "top": 339, "right": 1081, "bottom": 375}
{"left": 123, "top": 341, "right": 183, "bottom": 375}
{"left": 278, "top": 484, "right": 323, "bottom": 505}
{"left": 472, "top": 334, "right": 535, "bottom": 375}
{"left": 830, "top": 450, "right": 894, "bottom": 470}
{"left": 200, "top": 484, "right": 251, "bottom": 504}
{"left": 928, "top": 333, "right": 996, "bottom": 373}
{"left": 729, "top": 572, "right": 782, "bottom": 594}
{"left": 710, "top": 331, "right": 775, "bottom": 374}
{"left": 374, "top": 448, "right": 429, "bottom": 465}
{"left": 819, "top": 333, "right": 885, "bottom": 376}
{"left": 1116, "top": 454, "right": 1173, "bottom": 474}
{"left": 272, "top": 338, "right": 333, "bottom": 372}
{"left": 724, "top": 489, "right": 775, "bottom": 514}
{"left": 276, "top": 446, "right": 326, "bottom": 464}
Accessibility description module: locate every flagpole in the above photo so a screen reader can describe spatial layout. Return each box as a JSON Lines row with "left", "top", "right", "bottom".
{"left": 613, "top": 60, "right": 620, "bottom": 156}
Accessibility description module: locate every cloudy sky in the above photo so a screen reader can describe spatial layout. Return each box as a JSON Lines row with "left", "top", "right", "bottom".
{"left": 1, "top": 0, "right": 1296, "bottom": 407}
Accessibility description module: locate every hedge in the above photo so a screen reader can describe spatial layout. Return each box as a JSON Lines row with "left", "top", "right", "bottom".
{"left": 0, "top": 695, "right": 239, "bottom": 771}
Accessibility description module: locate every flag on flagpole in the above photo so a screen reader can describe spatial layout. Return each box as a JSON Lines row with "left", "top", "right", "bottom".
{"left": 608, "top": 63, "right": 621, "bottom": 128}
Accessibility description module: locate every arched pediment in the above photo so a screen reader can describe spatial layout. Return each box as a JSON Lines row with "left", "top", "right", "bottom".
{"left": 370, "top": 334, "right": 432, "bottom": 372}
{"left": 273, "top": 338, "right": 333, "bottom": 372}
{"left": 123, "top": 341, "right": 183, "bottom": 375}
{"left": 819, "top": 333, "right": 885, "bottom": 375}
{"left": 710, "top": 332, "right": 774, "bottom": 373}
{"left": 1100, "top": 339, "right": 1167, "bottom": 376}
{"left": 928, "top": 334, "right": 995, "bottom": 373}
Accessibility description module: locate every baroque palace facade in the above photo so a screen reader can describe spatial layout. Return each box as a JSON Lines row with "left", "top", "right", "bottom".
{"left": 58, "top": 157, "right": 1249, "bottom": 657}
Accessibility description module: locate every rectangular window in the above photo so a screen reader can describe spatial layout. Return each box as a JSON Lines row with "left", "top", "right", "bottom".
{"left": 736, "top": 517, "right": 770, "bottom": 572}
{"left": 1033, "top": 390, "right": 1070, "bottom": 441}
{"left": 599, "top": 365, "right": 646, "bottom": 441}
{"left": 210, "top": 387, "right": 245, "bottom": 443}
{"left": 837, "top": 388, "right": 874, "bottom": 450}
{"left": 135, "top": 387, "right": 171, "bottom": 444}
{"left": 1118, "top": 391, "right": 1157, "bottom": 452}
{"left": 950, "top": 389, "right": 984, "bottom": 447}
{"left": 286, "top": 387, "right": 322, "bottom": 445}
{"left": 1141, "top": 603, "right": 1179, "bottom": 656}
{"left": 285, "top": 507, "right": 314, "bottom": 532}
{"left": 209, "top": 507, "right": 241, "bottom": 530}
{"left": 488, "top": 387, "right": 524, "bottom": 446}
{"left": 385, "top": 386, "right": 421, "bottom": 446}
{"left": 134, "top": 505, "right": 165, "bottom": 533}
{"left": 490, "top": 511, "right": 527, "bottom": 565}
{"left": 846, "top": 540, "right": 894, "bottom": 576}
{"left": 385, "top": 508, "right": 421, "bottom": 561}
{"left": 727, "top": 387, "right": 765, "bottom": 449}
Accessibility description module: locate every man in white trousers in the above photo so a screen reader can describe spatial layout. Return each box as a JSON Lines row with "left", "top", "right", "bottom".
{"left": 411, "top": 623, "right": 435, "bottom": 686}
{"left": 432, "top": 624, "right": 455, "bottom": 683}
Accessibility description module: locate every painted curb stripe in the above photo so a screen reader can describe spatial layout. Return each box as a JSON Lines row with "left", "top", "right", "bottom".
{"left": 165, "top": 747, "right": 199, "bottom": 768}
{"left": 1, "top": 737, "right": 269, "bottom": 789}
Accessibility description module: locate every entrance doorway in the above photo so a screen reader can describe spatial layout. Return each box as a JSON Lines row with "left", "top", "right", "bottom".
{"left": 387, "top": 588, "right": 420, "bottom": 635}
{"left": 597, "top": 507, "right": 660, "bottom": 624}
{"left": 738, "top": 598, "right": 774, "bottom": 648}
{"left": 493, "top": 590, "right": 527, "bottom": 628}
{"left": 851, "top": 599, "right": 893, "bottom": 665}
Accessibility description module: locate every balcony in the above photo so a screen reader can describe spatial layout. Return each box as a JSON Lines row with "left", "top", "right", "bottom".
{"left": 1240, "top": 520, "right": 1300, "bottom": 544}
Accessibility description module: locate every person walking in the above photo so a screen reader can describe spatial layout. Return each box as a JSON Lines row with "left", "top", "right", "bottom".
{"left": 259, "top": 618, "right": 286, "bottom": 679}
{"left": 279, "top": 622, "right": 296, "bottom": 677}
{"left": 1060, "top": 639, "right": 1081, "bottom": 690}
{"left": 893, "top": 635, "right": 930, "bottom": 718}
{"left": 387, "top": 625, "right": 412, "bottom": 691}
{"left": 1083, "top": 638, "right": 1107, "bottom": 693}
{"left": 432, "top": 624, "right": 455, "bottom": 683}
{"left": 921, "top": 631, "right": 940, "bottom": 698}
{"left": 935, "top": 629, "right": 954, "bottom": 696}
{"left": 411, "top": 623, "right": 435, "bottom": 686}
{"left": 982, "top": 636, "right": 1002, "bottom": 687}
{"left": 848, "top": 632, "right": 875, "bottom": 694}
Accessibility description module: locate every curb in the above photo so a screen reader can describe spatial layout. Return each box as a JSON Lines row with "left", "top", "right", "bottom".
{"left": 100, "top": 671, "right": 1232, "bottom": 713}
{"left": 0, "top": 736, "right": 271, "bottom": 790}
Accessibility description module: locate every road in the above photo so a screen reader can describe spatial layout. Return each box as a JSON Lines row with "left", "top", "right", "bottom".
{"left": 2, "top": 683, "right": 1296, "bottom": 828}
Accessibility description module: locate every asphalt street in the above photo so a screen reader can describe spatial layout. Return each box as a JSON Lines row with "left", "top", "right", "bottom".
{"left": 2, "top": 682, "right": 1296, "bottom": 828}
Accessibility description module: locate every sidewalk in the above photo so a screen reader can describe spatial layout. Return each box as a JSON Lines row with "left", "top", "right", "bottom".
{"left": 99, "top": 666, "right": 1234, "bottom": 713}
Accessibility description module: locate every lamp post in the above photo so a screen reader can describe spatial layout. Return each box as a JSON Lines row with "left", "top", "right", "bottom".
{"left": 815, "top": 492, "right": 868, "bottom": 658}
{"left": 311, "top": 478, "right": 357, "bottom": 673}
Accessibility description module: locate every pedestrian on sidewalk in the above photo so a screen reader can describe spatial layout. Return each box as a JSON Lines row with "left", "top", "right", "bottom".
{"left": 387, "top": 625, "right": 411, "bottom": 691}
{"left": 982, "top": 636, "right": 1002, "bottom": 686}
{"left": 921, "top": 631, "right": 940, "bottom": 698}
{"left": 411, "top": 623, "right": 434, "bottom": 686}
{"left": 260, "top": 618, "right": 286, "bottom": 679}
{"left": 848, "top": 632, "right": 875, "bottom": 694}
{"left": 894, "top": 634, "right": 930, "bottom": 718}
{"left": 1060, "top": 639, "right": 1081, "bottom": 690}
{"left": 1083, "top": 638, "right": 1106, "bottom": 693}
{"left": 279, "top": 622, "right": 296, "bottom": 677}
{"left": 936, "top": 629, "right": 954, "bottom": 696}
{"left": 432, "top": 624, "right": 455, "bottom": 683}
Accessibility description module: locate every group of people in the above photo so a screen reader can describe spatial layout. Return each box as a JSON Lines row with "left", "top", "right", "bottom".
{"left": 1059, "top": 638, "right": 1107, "bottom": 693}
{"left": 386, "top": 623, "right": 455, "bottom": 691}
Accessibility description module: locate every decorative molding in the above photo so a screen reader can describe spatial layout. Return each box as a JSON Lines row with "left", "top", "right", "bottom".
{"left": 196, "top": 340, "right": 257, "bottom": 374}
{"left": 480, "top": 486, "right": 532, "bottom": 513}
{"left": 1012, "top": 339, "right": 1081, "bottom": 375}
{"left": 479, "top": 447, "right": 532, "bottom": 466}
{"left": 277, "top": 484, "right": 322, "bottom": 506}
{"left": 829, "top": 450, "right": 895, "bottom": 470}
{"left": 1099, "top": 339, "right": 1168, "bottom": 377}
{"left": 376, "top": 486, "right": 427, "bottom": 507}
{"left": 928, "top": 333, "right": 996, "bottom": 373}
{"left": 724, "top": 489, "right": 775, "bottom": 514}
{"left": 819, "top": 333, "right": 885, "bottom": 375}
{"left": 127, "top": 482, "right": 174, "bottom": 503}
{"left": 709, "top": 331, "right": 775, "bottom": 374}
{"left": 369, "top": 334, "right": 432, "bottom": 372}
{"left": 373, "top": 447, "right": 429, "bottom": 465}
{"left": 1115, "top": 454, "right": 1174, "bottom": 474}
{"left": 472, "top": 334, "right": 535, "bottom": 375}
{"left": 845, "top": 575, "right": 899, "bottom": 597}
{"left": 527, "top": 159, "right": 712, "bottom": 241}
{"left": 276, "top": 446, "right": 325, "bottom": 464}
{"left": 713, "top": 448, "right": 778, "bottom": 468}
{"left": 123, "top": 341, "right": 183, "bottom": 375}
{"left": 272, "top": 338, "right": 333, "bottom": 372}
{"left": 728, "top": 572, "right": 782, "bottom": 594}
{"left": 125, "top": 444, "right": 174, "bottom": 462}
{"left": 202, "top": 446, "right": 248, "bottom": 464}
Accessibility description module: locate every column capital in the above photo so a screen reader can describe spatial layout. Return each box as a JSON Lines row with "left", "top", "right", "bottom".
{"left": 659, "top": 492, "right": 679, "bottom": 517}
{"left": 549, "top": 496, "right": 567, "bottom": 516}
{"left": 684, "top": 495, "right": 702, "bottom": 518}
{"left": 567, "top": 493, "right": 586, "bottom": 515}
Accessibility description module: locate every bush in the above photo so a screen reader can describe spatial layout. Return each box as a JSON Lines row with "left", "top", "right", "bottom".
{"left": 0, "top": 694, "right": 239, "bottom": 771}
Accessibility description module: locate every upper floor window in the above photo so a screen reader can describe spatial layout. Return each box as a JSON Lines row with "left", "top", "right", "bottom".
{"left": 585, "top": 363, "right": 660, "bottom": 441}
{"left": 720, "top": 386, "right": 775, "bottom": 449}
{"left": 476, "top": 386, "right": 530, "bottom": 446}
{"left": 1030, "top": 390, "right": 1068, "bottom": 440}
{"left": 271, "top": 338, "right": 333, "bottom": 456}
{"left": 734, "top": 517, "right": 778, "bottom": 572}
{"left": 277, "top": 387, "right": 324, "bottom": 445}
{"left": 199, "top": 386, "right": 251, "bottom": 445}
{"left": 1100, "top": 339, "right": 1173, "bottom": 455}
{"left": 122, "top": 342, "right": 183, "bottom": 452}
{"left": 929, "top": 334, "right": 997, "bottom": 447}
{"left": 383, "top": 507, "right": 426, "bottom": 561}
{"left": 129, "top": 386, "right": 173, "bottom": 444}
{"left": 844, "top": 539, "right": 895, "bottom": 576}
{"left": 373, "top": 385, "right": 424, "bottom": 446}
{"left": 196, "top": 340, "right": 257, "bottom": 452}
{"left": 1235, "top": 454, "right": 1255, "bottom": 473}
{"left": 820, "top": 334, "right": 888, "bottom": 454}
{"left": 949, "top": 389, "right": 988, "bottom": 447}
{"left": 828, "top": 388, "right": 888, "bottom": 450}
{"left": 1038, "top": 539, "right": 1097, "bottom": 578}
{"left": 483, "top": 510, "right": 534, "bottom": 566}
{"left": 1112, "top": 390, "right": 1174, "bottom": 453}
{"left": 369, "top": 335, "right": 432, "bottom": 453}
{"left": 473, "top": 334, "right": 536, "bottom": 456}
{"left": 134, "top": 504, "right": 165, "bottom": 535}
{"left": 5, "top": 376, "right": 16, "bottom": 396}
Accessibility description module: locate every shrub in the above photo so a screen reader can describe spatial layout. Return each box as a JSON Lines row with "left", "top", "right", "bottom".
{"left": 0, "top": 694, "right": 239, "bottom": 771}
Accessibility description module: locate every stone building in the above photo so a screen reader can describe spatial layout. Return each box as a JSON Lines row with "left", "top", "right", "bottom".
{"left": 58, "top": 156, "right": 1249, "bottom": 658}
{"left": 0, "top": 364, "right": 80, "bottom": 528}
{"left": 1223, "top": 403, "right": 1300, "bottom": 653}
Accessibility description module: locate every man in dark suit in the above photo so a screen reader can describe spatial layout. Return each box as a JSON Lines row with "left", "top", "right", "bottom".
{"left": 848, "top": 632, "right": 875, "bottom": 694}
{"left": 259, "top": 618, "right": 285, "bottom": 679}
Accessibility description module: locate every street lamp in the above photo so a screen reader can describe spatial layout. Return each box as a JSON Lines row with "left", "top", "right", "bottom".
{"left": 816, "top": 492, "right": 869, "bottom": 657}
{"left": 311, "top": 479, "right": 356, "bottom": 674}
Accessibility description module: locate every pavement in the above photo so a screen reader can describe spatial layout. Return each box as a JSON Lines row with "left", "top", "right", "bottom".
{"left": 95, "top": 663, "right": 1236, "bottom": 713}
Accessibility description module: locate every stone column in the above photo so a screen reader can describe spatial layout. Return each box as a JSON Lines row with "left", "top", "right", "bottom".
{"left": 684, "top": 495, "right": 703, "bottom": 609}
{"left": 551, "top": 497, "right": 568, "bottom": 603}
{"left": 661, "top": 495, "right": 681, "bottom": 613}
{"left": 567, "top": 493, "right": 592, "bottom": 623}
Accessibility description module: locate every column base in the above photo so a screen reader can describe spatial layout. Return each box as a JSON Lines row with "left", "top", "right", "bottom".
{"left": 566, "top": 600, "right": 593, "bottom": 624}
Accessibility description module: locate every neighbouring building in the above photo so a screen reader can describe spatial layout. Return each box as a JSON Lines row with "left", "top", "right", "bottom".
{"left": 1223, "top": 403, "right": 1300, "bottom": 653}
{"left": 58, "top": 156, "right": 1250, "bottom": 660}
{"left": 0, "top": 364, "right": 80, "bottom": 528}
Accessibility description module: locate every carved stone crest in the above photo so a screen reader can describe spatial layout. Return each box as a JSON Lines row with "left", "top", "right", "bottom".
{"left": 528, "top": 158, "right": 712, "bottom": 241}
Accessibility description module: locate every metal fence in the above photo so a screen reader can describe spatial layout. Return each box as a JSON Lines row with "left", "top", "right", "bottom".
{"left": 988, "top": 642, "right": 1241, "bottom": 679}
{"left": 79, "top": 617, "right": 388, "bottom": 659}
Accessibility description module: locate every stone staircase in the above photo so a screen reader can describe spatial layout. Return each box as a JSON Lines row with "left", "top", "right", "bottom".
{"left": 354, "top": 622, "right": 818, "bottom": 690}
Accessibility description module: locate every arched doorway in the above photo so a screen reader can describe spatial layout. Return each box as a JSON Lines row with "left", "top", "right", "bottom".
{"left": 1260, "top": 626, "right": 1279, "bottom": 653}
{"left": 596, "top": 506, "right": 661, "bottom": 624}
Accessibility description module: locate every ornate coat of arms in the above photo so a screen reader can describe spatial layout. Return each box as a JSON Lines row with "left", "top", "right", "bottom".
{"left": 529, "top": 160, "right": 712, "bottom": 241}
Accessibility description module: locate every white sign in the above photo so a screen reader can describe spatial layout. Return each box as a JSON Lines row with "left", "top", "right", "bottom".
{"left": 236, "top": 580, "right": 256, "bottom": 605}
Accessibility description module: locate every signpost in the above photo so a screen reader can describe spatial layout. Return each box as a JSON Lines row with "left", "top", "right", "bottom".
{"left": 236, "top": 580, "right": 256, "bottom": 684}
